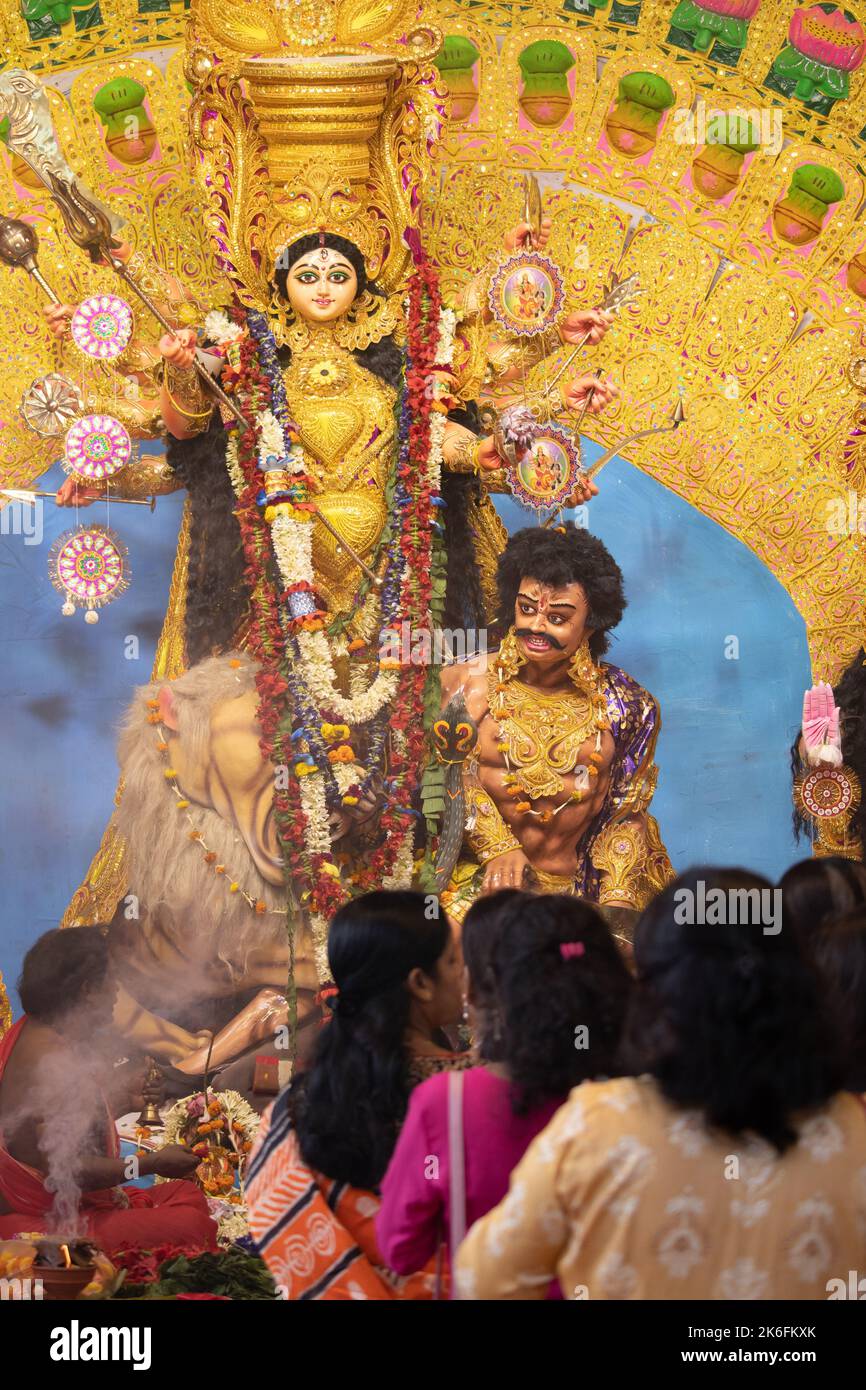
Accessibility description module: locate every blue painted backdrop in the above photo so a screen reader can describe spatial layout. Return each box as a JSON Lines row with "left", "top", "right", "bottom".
{"left": 0, "top": 439, "right": 811, "bottom": 1010}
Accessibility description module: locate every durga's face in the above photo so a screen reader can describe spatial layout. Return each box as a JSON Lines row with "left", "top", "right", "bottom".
{"left": 284, "top": 246, "right": 359, "bottom": 324}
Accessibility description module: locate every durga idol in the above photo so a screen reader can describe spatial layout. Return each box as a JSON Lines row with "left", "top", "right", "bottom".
{"left": 44, "top": 6, "right": 620, "bottom": 1064}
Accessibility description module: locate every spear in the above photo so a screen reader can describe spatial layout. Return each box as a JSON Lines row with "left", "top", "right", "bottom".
{"left": 2, "top": 487, "right": 156, "bottom": 509}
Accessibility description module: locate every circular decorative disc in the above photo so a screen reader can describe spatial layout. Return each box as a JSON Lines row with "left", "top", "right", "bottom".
{"left": 48, "top": 525, "right": 129, "bottom": 613}
{"left": 64, "top": 413, "right": 131, "bottom": 480}
{"left": 20, "top": 373, "right": 84, "bottom": 437}
{"left": 488, "top": 251, "right": 565, "bottom": 338}
{"left": 70, "top": 294, "right": 133, "bottom": 360}
{"left": 847, "top": 357, "right": 866, "bottom": 393}
{"left": 505, "top": 423, "right": 584, "bottom": 512}
{"left": 795, "top": 765, "right": 862, "bottom": 822}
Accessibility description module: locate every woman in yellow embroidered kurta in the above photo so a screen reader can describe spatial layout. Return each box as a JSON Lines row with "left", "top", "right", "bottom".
{"left": 455, "top": 866, "right": 866, "bottom": 1300}
{"left": 454, "top": 1074, "right": 866, "bottom": 1300}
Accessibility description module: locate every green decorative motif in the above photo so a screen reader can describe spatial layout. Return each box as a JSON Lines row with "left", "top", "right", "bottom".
{"left": 669, "top": 0, "right": 759, "bottom": 54}
{"left": 767, "top": 4, "right": 865, "bottom": 112}
{"left": 606, "top": 71, "right": 675, "bottom": 156}
{"left": 136, "top": 0, "right": 190, "bottom": 14}
{"left": 435, "top": 35, "right": 481, "bottom": 122}
{"left": 692, "top": 113, "right": 761, "bottom": 200}
{"left": 93, "top": 77, "right": 158, "bottom": 164}
{"left": 773, "top": 161, "right": 845, "bottom": 245}
{"left": 563, "top": 0, "right": 611, "bottom": 14}
{"left": 20, "top": 0, "right": 100, "bottom": 40}
{"left": 518, "top": 40, "right": 576, "bottom": 128}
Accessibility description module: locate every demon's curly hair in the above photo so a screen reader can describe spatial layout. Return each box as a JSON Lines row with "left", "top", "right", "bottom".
{"left": 791, "top": 647, "right": 866, "bottom": 850}
{"left": 168, "top": 231, "right": 485, "bottom": 659}
{"left": 496, "top": 521, "right": 626, "bottom": 660}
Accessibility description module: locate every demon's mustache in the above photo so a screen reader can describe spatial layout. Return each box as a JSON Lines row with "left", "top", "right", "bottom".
{"left": 515, "top": 628, "right": 565, "bottom": 652}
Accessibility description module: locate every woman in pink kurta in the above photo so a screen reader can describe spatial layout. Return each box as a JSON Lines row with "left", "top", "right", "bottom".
{"left": 376, "top": 891, "right": 633, "bottom": 1296}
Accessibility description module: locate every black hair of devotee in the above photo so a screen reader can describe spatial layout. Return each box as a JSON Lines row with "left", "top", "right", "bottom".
{"left": 168, "top": 232, "right": 486, "bottom": 664}
{"left": 18, "top": 926, "right": 111, "bottom": 1023}
{"left": 791, "top": 648, "right": 866, "bottom": 854}
{"left": 461, "top": 889, "right": 522, "bottom": 1068}
{"left": 496, "top": 521, "right": 627, "bottom": 660}
{"left": 811, "top": 906, "right": 866, "bottom": 1093}
{"left": 464, "top": 892, "right": 632, "bottom": 1113}
{"left": 288, "top": 891, "right": 450, "bottom": 1190}
{"left": 778, "top": 854, "right": 866, "bottom": 949}
{"left": 621, "top": 866, "right": 844, "bottom": 1153}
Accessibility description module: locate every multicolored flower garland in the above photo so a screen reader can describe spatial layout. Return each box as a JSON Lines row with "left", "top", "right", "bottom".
{"left": 208, "top": 253, "right": 449, "bottom": 982}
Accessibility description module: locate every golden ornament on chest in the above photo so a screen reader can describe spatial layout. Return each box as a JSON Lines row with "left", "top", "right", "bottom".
{"left": 311, "top": 491, "right": 386, "bottom": 604}
{"left": 491, "top": 675, "right": 596, "bottom": 800}
{"left": 283, "top": 345, "right": 394, "bottom": 609}
{"left": 294, "top": 395, "right": 365, "bottom": 472}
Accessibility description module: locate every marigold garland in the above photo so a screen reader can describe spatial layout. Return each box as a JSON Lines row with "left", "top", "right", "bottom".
{"left": 210, "top": 263, "right": 448, "bottom": 980}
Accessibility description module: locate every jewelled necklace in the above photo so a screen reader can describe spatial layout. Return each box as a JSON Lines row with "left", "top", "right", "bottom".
{"left": 488, "top": 657, "right": 610, "bottom": 824}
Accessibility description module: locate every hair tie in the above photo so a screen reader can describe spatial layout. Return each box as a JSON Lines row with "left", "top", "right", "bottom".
{"left": 560, "top": 941, "right": 585, "bottom": 961}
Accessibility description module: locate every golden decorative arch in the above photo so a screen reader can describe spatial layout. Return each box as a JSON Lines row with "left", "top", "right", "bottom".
{"left": 0, "top": 0, "right": 864, "bottom": 671}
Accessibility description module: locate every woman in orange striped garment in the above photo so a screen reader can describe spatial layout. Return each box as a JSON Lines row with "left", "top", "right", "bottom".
{"left": 246, "top": 891, "right": 470, "bottom": 1299}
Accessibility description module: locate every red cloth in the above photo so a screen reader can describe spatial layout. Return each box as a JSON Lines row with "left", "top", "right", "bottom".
{"left": 0, "top": 1017, "right": 216, "bottom": 1250}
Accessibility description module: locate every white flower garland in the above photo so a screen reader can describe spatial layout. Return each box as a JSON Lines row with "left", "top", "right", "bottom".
{"left": 224, "top": 430, "right": 246, "bottom": 500}
{"left": 203, "top": 310, "right": 245, "bottom": 348}
{"left": 297, "top": 628, "right": 399, "bottom": 724}
{"left": 435, "top": 307, "right": 457, "bottom": 369}
{"left": 271, "top": 510, "right": 314, "bottom": 590}
{"left": 257, "top": 408, "right": 286, "bottom": 467}
{"left": 216, "top": 304, "right": 454, "bottom": 960}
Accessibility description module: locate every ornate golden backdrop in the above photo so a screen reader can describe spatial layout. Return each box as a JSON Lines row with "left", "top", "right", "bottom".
{"left": 0, "top": 0, "right": 865, "bottom": 681}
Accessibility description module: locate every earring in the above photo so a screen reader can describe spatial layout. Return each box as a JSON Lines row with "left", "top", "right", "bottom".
{"left": 269, "top": 289, "right": 311, "bottom": 351}
{"left": 567, "top": 638, "right": 600, "bottom": 694}
{"left": 496, "top": 627, "right": 527, "bottom": 682}
{"left": 332, "top": 290, "right": 402, "bottom": 352}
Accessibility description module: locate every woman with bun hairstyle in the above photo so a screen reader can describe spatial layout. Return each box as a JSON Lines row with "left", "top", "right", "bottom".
{"left": 376, "top": 892, "right": 632, "bottom": 1295}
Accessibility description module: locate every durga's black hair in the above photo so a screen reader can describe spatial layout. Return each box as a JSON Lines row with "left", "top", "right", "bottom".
{"left": 791, "top": 648, "right": 866, "bottom": 851}
{"left": 165, "top": 414, "right": 250, "bottom": 665}
{"left": 168, "top": 232, "right": 486, "bottom": 660}
{"left": 495, "top": 521, "right": 626, "bottom": 660}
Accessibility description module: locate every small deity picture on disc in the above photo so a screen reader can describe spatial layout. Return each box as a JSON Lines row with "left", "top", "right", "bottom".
{"left": 488, "top": 251, "right": 564, "bottom": 338}
{"left": 506, "top": 423, "right": 583, "bottom": 512}
{"left": 48, "top": 524, "right": 129, "bottom": 624}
